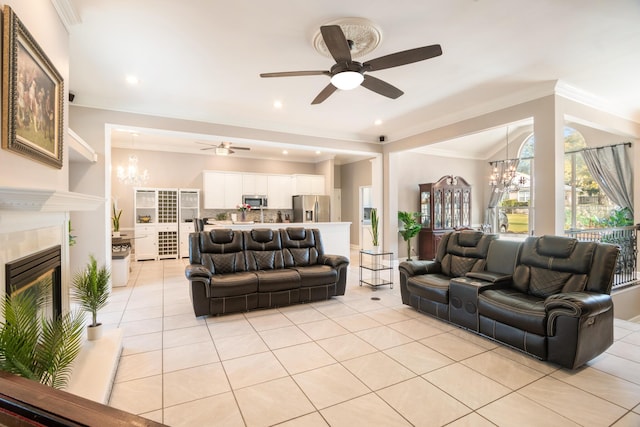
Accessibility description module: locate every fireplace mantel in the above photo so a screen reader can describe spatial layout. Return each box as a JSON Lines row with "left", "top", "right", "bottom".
{"left": 0, "top": 187, "right": 104, "bottom": 212}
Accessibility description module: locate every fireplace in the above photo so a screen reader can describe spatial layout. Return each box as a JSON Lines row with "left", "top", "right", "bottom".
{"left": 5, "top": 245, "right": 62, "bottom": 320}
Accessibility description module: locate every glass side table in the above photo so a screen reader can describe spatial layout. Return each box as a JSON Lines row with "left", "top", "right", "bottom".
{"left": 359, "top": 249, "right": 393, "bottom": 289}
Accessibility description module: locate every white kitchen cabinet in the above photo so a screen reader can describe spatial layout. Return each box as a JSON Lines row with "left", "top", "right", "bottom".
{"left": 135, "top": 225, "right": 157, "bottom": 261}
{"left": 203, "top": 171, "right": 225, "bottom": 209}
{"left": 179, "top": 189, "right": 199, "bottom": 258}
{"left": 292, "top": 174, "right": 325, "bottom": 195}
{"left": 203, "top": 171, "right": 243, "bottom": 209}
{"left": 242, "top": 173, "right": 268, "bottom": 196}
{"left": 267, "top": 175, "right": 292, "bottom": 209}
{"left": 224, "top": 173, "right": 243, "bottom": 208}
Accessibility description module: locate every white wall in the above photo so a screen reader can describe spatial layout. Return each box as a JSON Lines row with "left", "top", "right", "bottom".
{"left": 0, "top": 0, "right": 69, "bottom": 190}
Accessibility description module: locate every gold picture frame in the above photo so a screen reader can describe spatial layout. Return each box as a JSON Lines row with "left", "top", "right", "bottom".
{"left": 2, "top": 5, "right": 64, "bottom": 169}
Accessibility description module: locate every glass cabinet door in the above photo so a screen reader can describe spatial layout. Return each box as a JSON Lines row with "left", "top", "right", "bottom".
{"left": 420, "top": 191, "right": 431, "bottom": 228}
{"left": 434, "top": 189, "right": 442, "bottom": 229}
{"left": 453, "top": 189, "right": 461, "bottom": 228}
{"left": 444, "top": 189, "right": 452, "bottom": 229}
{"left": 462, "top": 189, "right": 471, "bottom": 226}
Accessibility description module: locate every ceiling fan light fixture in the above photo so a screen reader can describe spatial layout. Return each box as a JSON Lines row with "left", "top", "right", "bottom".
{"left": 215, "top": 147, "right": 230, "bottom": 156}
{"left": 331, "top": 71, "right": 364, "bottom": 90}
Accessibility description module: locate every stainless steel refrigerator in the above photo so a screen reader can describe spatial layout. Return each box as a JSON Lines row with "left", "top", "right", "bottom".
{"left": 292, "top": 195, "right": 331, "bottom": 223}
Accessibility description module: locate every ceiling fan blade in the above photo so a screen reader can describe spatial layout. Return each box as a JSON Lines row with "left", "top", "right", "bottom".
{"left": 320, "top": 25, "right": 352, "bottom": 63}
{"left": 232, "top": 146, "right": 251, "bottom": 151}
{"left": 260, "top": 71, "right": 330, "bottom": 78}
{"left": 311, "top": 83, "right": 338, "bottom": 105}
{"left": 364, "top": 44, "right": 442, "bottom": 72}
{"left": 361, "top": 75, "right": 404, "bottom": 99}
{"left": 199, "top": 147, "right": 215, "bottom": 151}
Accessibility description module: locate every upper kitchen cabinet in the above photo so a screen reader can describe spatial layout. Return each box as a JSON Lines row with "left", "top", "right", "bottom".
{"left": 242, "top": 173, "right": 268, "bottom": 195}
{"left": 203, "top": 171, "right": 243, "bottom": 209}
{"left": 292, "top": 174, "right": 325, "bottom": 195}
{"left": 267, "top": 175, "right": 292, "bottom": 209}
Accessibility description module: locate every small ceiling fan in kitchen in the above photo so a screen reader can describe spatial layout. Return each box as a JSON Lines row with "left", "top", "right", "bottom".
{"left": 195, "top": 141, "right": 250, "bottom": 156}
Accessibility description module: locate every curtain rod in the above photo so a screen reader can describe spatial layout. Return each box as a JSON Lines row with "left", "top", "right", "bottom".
{"left": 565, "top": 141, "right": 631, "bottom": 155}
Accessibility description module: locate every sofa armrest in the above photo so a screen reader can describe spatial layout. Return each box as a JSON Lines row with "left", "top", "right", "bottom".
{"left": 466, "top": 271, "right": 512, "bottom": 284}
{"left": 185, "top": 264, "right": 211, "bottom": 285}
{"left": 398, "top": 260, "right": 441, "bottom": 277}
{"left": 319, "top": 254, "right": 350, "bottom": 268}
{"left": 544, "top": 292, "right": 612, "bottom": 318}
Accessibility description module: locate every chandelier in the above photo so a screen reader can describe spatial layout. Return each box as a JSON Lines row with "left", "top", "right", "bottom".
{"left": 116, "top": 155, "right": 149, "bottom": 186}
{"left": 488, "top": 126, "right": 523, "bottom": 190}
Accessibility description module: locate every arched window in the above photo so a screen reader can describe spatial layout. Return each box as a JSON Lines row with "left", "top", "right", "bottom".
{"left": 497, "top": 134, "right": 534, "bottom": 234}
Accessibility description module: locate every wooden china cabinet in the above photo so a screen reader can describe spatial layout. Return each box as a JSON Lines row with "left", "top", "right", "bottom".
{"left": 418, "top": 175, "right": 471, "bottom": 260}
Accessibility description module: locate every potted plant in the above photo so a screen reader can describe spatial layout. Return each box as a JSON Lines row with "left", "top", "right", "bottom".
{"left": 369, "top": 208, "right": 380, "bottom": 249}
{"left": 0, "top": 277, "right": 84, "bottom": 389}
{"left": 398, "top": 211, "right": 422, "bottom": 261}
{"left": 112, "top": 204, "right": 122, "bottom": 237}
{"left": 236, "top": 203, "right": 251, "bottom": 222}
{"left": 72, "top": 255, "right": 110, "bottom": 341}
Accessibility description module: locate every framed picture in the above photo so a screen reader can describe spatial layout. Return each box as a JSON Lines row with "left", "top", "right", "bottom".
{"left": 2, "top": 5, "right": 64, "bottom": 169}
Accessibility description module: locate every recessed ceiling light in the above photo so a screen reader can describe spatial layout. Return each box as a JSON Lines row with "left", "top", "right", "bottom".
{"left": 374, "top": 119, "right": 383, "bottom": 126}
{"left": 282, "top": 150, "right": 288, "bottom": 155}
{"left": 273, "top": 100, "right": 283, "bottom": 109}
{"left": 315, "top": 150, "right": 321, "bottom": 155}
{"left": 126, "top": 75, "right": 139, "bottom": 85}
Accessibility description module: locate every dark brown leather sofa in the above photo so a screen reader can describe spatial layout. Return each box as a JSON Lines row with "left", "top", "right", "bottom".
{"left": 185, "top": 227, "right": 349, "bottom": 316}
{"left": 399, "top": 230, "right": 619, "bottom": 369}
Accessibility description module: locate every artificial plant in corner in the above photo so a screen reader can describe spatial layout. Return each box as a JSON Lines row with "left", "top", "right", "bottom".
{"left": 0, "top": 277, "right": 85, "bottom": 389}
{"left": 369, "top": 208, "right": 379, "bottom": 247}
{"left": 398, "top": 211, "right": 422, "bottom": 261}
{"left": 72, "top": 255, "right": 110, "bottom": 341}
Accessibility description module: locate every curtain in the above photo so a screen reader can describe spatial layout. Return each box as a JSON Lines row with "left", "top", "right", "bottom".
{"left": 582, "top": 144, "right": 633, "bottom": 216}
{"left": 484, "top": 159, "right": 519, "bottom": 231}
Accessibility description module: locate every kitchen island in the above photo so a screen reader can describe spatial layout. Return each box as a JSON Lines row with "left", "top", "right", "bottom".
{"left": 203, "top": 222, "right": 351, "bottom": 259}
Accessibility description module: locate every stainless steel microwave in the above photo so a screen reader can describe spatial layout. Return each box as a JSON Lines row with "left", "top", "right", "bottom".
{"left": 242, "top": 195, "right": 267, "bottom": 208}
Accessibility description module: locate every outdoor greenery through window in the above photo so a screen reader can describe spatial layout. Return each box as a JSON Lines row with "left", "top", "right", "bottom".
{"left": 498, "top": 126, "right": 621, "bottom": 235}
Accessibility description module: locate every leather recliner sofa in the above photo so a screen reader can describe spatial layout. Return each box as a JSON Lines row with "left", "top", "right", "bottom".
{"left": 185, "top": 227, "right": 349, "bottom": 316}
{"left": 399, "top": 230, "right": 619, "bottom": 369}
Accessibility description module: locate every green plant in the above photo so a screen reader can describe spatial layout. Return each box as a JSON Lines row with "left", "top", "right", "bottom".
{"left": 215, "top": 212, "right": 228, "bottom": 221}
{"left": 369, "top": 208, "right": 379, "bottom": 246}
{"left": 112, "top": 204, "right": 122, "bottom": 232}
{"left": 72, "top": 255, "right": 110, "bottom": 328}
{"left": 68, "top": 220, "right": 76, "bottom": 246}
{"left": 0, "top": 277, "right": 84, "bottom": 389}
{"left": 597, "top": 207, "right": 633, "bottom": 228}
{"left": 398, "top": 211, "right": 422, "bottom": 261}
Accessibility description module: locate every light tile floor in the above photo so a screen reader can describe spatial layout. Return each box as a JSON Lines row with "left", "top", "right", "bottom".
{"left": 105, "top": 253, "right": 640, "bottom": 427}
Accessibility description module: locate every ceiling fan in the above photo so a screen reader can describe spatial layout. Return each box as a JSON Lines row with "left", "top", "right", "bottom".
{"left": 196, "top": 141, "right": 250, "bottom": 156}
{"left": 260, "top": 25, "right": 442, "bottom": 104}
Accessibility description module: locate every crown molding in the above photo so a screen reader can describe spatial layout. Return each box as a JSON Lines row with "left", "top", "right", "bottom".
{"left": 50, "top": 0, "right": 81, "bottom": 33}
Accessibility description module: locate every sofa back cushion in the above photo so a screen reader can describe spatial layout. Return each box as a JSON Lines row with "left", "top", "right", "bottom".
{"left": 512, "top": 235, "right": 597, "bottom": 297}
{"left": 439, "top": 231, "right": 497, "bottom": 277}
{"left": 485, "top": 239, "right": 522, "bottom": 275}
{"left": 281, "top": 228, "right": 322, "bottom": 267}
{"left": 192, "top": 229, "right": 248, "bottom": 274}
{"left": 244, "top": 229, "right": 285, "bottom": 270}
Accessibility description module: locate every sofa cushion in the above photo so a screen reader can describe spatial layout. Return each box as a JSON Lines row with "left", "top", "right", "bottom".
{"left": 478, "top": 289, "right": 547, "bottom": 336}
{"left": 292, "top": 265, "right": 337, "bottom": 287}
{"left": 281, "top": 228, "right": 321, "bottom": 267}
{"left": 202, "top": 252, "right": 247, "bottom": 275}
{"left": 210, "top": 272, "right": 258, "bottom": 297}
{"left": 441, "top": 255, "right": 486, "bottom": 278}
{"left": 513, "top": 236, "right": 596, "bottom": 296}
{"left": 255, "top": 269, "right": 300, "bottom": 292}
{"left": 406, "top": 274, "right": 450, "bottom": 305}
{"left": 245, "top": 229, "right": 286, "bottom": 270}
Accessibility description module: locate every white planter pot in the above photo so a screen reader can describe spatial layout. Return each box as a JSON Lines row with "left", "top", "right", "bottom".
{"left": 112, "top": 231, "right": 121, "bottom": 238}
{"left": 87, "top": 323, "right": 103, "bottom": 341}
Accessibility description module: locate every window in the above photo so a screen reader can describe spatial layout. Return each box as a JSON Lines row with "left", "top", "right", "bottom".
{"left": 498, "top": 134, "right": 534, "bottom": 235}
{"left": 564, "top": 127, "right": 616, "bottom": 230}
